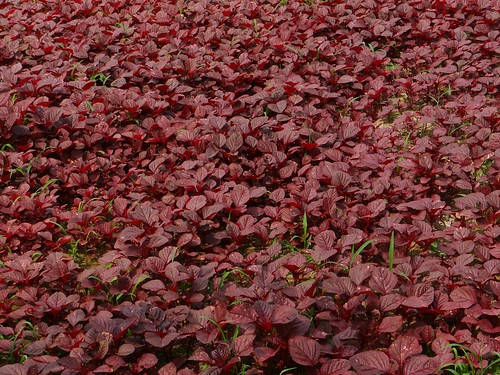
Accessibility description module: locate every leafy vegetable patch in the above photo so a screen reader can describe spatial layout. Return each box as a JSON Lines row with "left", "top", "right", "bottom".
{"left": 0, "top": 0, "right": 498, "bottom": 374}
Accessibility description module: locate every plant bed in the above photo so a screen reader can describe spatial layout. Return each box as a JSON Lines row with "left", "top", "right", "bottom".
{"left": 0, "top": 0, "right": 498, "bottom": 374}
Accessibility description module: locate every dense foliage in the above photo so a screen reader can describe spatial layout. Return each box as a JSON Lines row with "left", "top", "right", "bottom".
{"left": 0, "top": 0, "right": 499, "bottom": 374}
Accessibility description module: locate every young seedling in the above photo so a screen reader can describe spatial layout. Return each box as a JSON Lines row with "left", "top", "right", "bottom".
{"left": 438, "top": 343, "right": 500, "bottom": 375}
{"left": 31, "top": 178, "right": 58, "bottom": 197}
{"left": 388, "top": 231, "right": 395, "bottom": 271}
{"left": 350, "top": 238, "right": 377, "bottom": 267}
{"left": 218, "top": 268, "right": 250, "bottom": 289}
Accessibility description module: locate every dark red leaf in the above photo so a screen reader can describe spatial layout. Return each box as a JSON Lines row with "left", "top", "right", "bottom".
{"left": 350, "top": 351, "right": 390, "bottom": 375}
{"left": 388, "top": 335, "right": 422, "bottom": 366}
{"left": 131, "top": 203, "right": 158, "bottom": 226}
{"left": 186, "top": 195, "right": 207, "bottom": 211}
{"left": 118, "top": 226, "right": 145, "bottom": 242}
{"left": 254, "top": 346, "right": 279, "bottom": 365}
{"left": 268, "top": 99, "right": 287, "bottom": 113}
{"left": 454, "top": 193, "right": 486, "bottom": 210}
{"left": 231, "top": 185, "right": 250, "bottom": 206}
{"left": 226, "top": 132, "right": 243, "bottom": 153}
{"left": 378, "top": 315, "right": 403, "bottom": 333}
{"left": 369, "top": 267, "right": 398, "bottom": 294}
{"left": 66, "top": 309, "right": 85, "bottom": 326}
{"left": 254, "top": 301, "right": 273, "bottom": 325}
{"left": 232, "top": 334, "right": 255, "bottom": 356}
{"left": 288, "top": 336, "right": 321, "bottom": 366}
{"left": 0, "top": 364, "right": 30, "bottom": 375}
{"left": 338, "top": 75, "right": 357, "bottom": 83}
{"left": 137, "top": 353, "right": 159, "bottom": 369}
{"left": 117, "top": 343, "right": 136, "bottom": 356}
{"left": 314, "top": 230, "right": 336, "bottom": 251}
{"left": 403, "top": 355, "right": 440, "bottom": 375}
{"left": 46, "top": 291, "right": 68, "bottom": 311}
{"left": 450, "top": 286, "right": 477, "bottom": 308}
{"left": 158, "top": 363, "right": 177, "bottom": 375}
{"left": 272, "top": 304, "right": 298, "bottom": 324}
{"left": 403, "top": 284, "right": 434, "bottom": 308}
{"left": 380, "top": 294, "right": 404, "bottom": 312}
{"left": 319, "top": 359, "right": 351, "bottom": 375}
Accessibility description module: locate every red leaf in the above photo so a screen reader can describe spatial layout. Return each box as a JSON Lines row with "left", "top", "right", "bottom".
{"left": 66, "top": 309, "right": 85, "bottom": 326}
{"left": 349, "top": 264, "right": 372, "bottom": 285}
{"left": 268, "top": 99, "right": 287, "bottom": 113}
{"left": 272, "top": 305, "right": 298, "bottom": 324}
{"left": 315, "top": 230, "right": 336, "bottom": 251}
{"left": 319, "top": 359, "right": 351, "bottom": 375}
{"left": 389, "top": 335, "right": 422, "bottom": 366}
{"left": 117, "top": 343, "right": 136, "bottom": 356}
{"left": 341, "top": 233, "right": 363, "bottom": 246}
{"left": 254, "top": 301, "right": 273, "bottom": 325}
{"left": 403, "top": 355, "right": 440, "bottom": 375}
{"left": 330, "top": 170, "right": 352, "bottom": 188}
{"left": 288, "top": 336, "right": 321, "bottom": 366}
{"left": 338, "top": 75, "right": 357, "bottom": 83}
{"left": 310, "top": 247, "right": 338, "bottom": 262}
{"left": 137, "top": 353, "right": 158, "bottom": 370}
{"left": 118, "top": 226, "right": 145, "bottom": 242}
{"left": 177, "top": 233, "right": 194, "bottom": 247}
{"left": 269, "top": 188, "right": 285, "bottom": 202}
{"left": 350, "top": 351, "right": 390, "bottom": 375}
{"left": 47, "top": 292, "right": 67, "bottom": 311}
{"left": 254, "top": 346, "right": 279, "bottom": 365}
{"left": 158, "top": 363, "right": 177, "bottom": 375}
{"left": 279, "top": 163, "right": 296, "bottom": 179}
{"left": 229, "top": 304, "right": 257, "bottom": 324}
{"left": 201, "top": 204, "right": 225, "bottom": 219}
{"left": 231, "top": 185, "right": 250, "bottom": 206}
{"left": 379, "top": 294, "right": 404, "bottom": 312}
{"left": 369, "top": 267, "right": 398, "bottom": 294}
{"left": 0, "top": 364, "right": 29, "bottom": 375}
{"left": 131, "top": 203, "right": 158, "bottom": 226}
{"left": 367, "top": 199, "right": 387, "bottom": 216}
{"left": 403, "top": 284, "right": 434, "bottom": 308}
{"left": 450, "top": 286, "right": 477, "bottom": 308}
{"left": 226, "top": 132, "right": 243, "bottom": 153}
{"left": 186, "top": 195, "right": 207, "bottom": 211}
{"left": 232, "top": 334, "right": 255, "bottom": 356}
{"left": 142, "top": 279, "right": 166, "bottom": 291}
{"left": 378, "top": 315, "right": 403, "bottom": 333}
{"left": 342, "top": 123, "right": 361, "bottom": 139}
{"left": 226, "top": 222, "right": 241, "bottom": 240}
{"left": 454, "top": 193, "right": 486, "bottom": 210}
{"left": 23, "top": 341, "right": 46, "bottom": 356}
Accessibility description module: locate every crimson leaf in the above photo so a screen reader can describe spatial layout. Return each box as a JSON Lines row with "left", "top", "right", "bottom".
{"left": 288, "top": 336, "right": 321, "bottom": 366}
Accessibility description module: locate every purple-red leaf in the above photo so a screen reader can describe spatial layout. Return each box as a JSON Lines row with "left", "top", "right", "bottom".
{"left": 268, "top": 99, "right": 287, "bottom": 113}
{"left": 450, "top": 286, "right": 477, "bottom": 308}
{"left": 231, "top": 185, "right": 250, "bottom": 206}
{"left": 46, "top": 291, "right": 68, "bottom": 311}
{"left": 136, "top": 353, "right": 158, "bottom": 370}
{"left": 378, "top": 315, "right": 403, "bottom": 333}
{"left": 369, "top": 267, "right": 398, "bottom": 294}
{"left": 388, "top": 335, "right": 422, "bottom": 366}
{"left": 117, "top": 343, "right": 136, "bottom": 356}
{"left": 403, "top": 355, "right": 440, "bottom": 375}
{"left": 288, "top": 336, "right": 321, "bottom": 366}
{"left": 226, "top": 132, "right": 243, "bottom": 153}
{"left": 232, "top": 334, "right": 255, "bottom": 356}
{"left": 319, "top": 359, "right": 351, "bottom": 375}
{"left": 338, "top": 75, "right": 357, "bottom": 83}
{"left": 350, "top": 351, "right": 390, "bottom": 375}
{"left": 186, "top": 195, "right": 207, "bottom": 211}
{"left": 403, "top": 284, "right": 434, "bottom": 308}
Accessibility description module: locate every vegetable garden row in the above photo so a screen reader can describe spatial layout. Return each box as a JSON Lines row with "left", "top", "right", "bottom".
{"left": 0, "top": 0, "right": 498, "bottom": 374}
